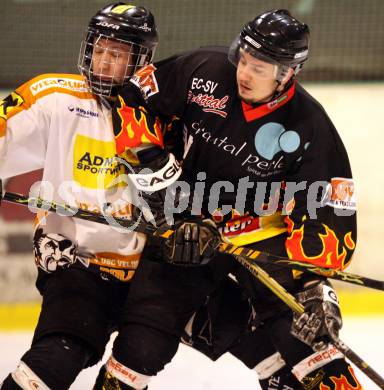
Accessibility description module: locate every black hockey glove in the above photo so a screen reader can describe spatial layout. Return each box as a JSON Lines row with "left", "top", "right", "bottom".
{"left": 128, "top": 147, "right": 184, "bottom": 227}
{"left": 290, "top": 280, "right": 342, "bottom": 351}
{"left": 163, "top": 219, "right": 221, "bottom": 266}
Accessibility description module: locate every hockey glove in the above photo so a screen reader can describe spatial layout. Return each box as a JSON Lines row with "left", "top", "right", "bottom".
{"left": 290, "top": 280, "right": 342, "bottom": 351}
{"left": 163, "top": 219, "right": 221, "bottom": 266}
{"left": 128, "top": 148, "right": 184, "bottom": 227}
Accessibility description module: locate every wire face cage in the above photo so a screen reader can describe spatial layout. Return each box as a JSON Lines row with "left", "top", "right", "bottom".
{"left": 78, "top": 33, "right": 153, "bottom": 98}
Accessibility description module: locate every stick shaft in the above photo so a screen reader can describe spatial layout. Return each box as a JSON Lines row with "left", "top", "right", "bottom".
{"left": 219, "top": 242, "right": 384, "bottom": 291}
{"left": 3, "top": 191, "right": 383, "bottom": 291}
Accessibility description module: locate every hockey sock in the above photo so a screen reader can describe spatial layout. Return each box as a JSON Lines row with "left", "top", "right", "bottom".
{"left": 253, "top": 351, "right": 303, "bottom": 390}
{"left": 93, "top": 362, "right": 149, "bottom": 390}
{"left": 299, "top": 359, "right": 363, "bottom": 389}
{"left": 259, "top": 365, "right": 304, "bottom": 390}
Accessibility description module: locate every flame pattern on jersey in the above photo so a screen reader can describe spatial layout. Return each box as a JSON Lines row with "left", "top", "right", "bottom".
{"left": 285, "top": 215, "right": 355, "bottom": 270}
{"left": 115, "top": 97, "right": 163, "bottom": 153}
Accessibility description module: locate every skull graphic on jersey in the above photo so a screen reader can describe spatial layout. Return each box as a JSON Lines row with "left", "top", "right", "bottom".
{"left": 33, "top": 228, "right": 88, "bottom": 273}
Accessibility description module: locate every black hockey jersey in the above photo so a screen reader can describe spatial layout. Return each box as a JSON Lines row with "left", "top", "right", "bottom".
{"left": 113, "top": 47, "right": 356, "bottom": 271}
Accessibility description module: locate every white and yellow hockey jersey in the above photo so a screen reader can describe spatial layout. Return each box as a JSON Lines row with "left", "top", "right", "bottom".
{"left": 0, "top": 73, "right": 145, "bottom": 281}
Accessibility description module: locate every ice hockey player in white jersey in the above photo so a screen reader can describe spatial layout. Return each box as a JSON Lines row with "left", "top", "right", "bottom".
{"left": 0, "top": 3, "right": 158, "bottom": 389}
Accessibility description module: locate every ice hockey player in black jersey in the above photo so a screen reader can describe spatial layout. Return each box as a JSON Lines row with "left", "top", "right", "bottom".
{"left": 97, "top": 9, "right": 362, "bottom": 390}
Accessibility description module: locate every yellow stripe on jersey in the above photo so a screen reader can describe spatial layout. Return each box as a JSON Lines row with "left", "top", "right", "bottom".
{"left": 21, "top": 73, "right": 94, "bottom": 102}
{"left": 0, "top": 74, "right": 94, "bottom": 137}
{"left": 223, "top": 213, "right": 287, "bottom": 246}
{"left": 228, "top": 226, "right": 287, "bottom": 246}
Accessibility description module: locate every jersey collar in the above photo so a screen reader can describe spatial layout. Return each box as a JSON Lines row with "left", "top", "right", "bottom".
{"left": 241, "top": 82, "right": 296, "bottom": 122}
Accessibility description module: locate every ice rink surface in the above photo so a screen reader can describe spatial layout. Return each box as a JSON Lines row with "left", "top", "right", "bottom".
{"left": 1, "top": 317, "right": 383, "bottom": 389}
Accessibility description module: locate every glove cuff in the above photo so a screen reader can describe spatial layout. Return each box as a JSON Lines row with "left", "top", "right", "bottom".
{"left": 129, "top": 152, "right": 182, "bottom": 191}
{"left": 297, "top": 280, "right": 339, "bottom": 308}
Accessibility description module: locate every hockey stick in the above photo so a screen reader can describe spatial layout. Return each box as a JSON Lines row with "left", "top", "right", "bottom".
{"left": 2, "top": 191, "right": 383, "bottom": 387}
{"left": 2, "top": 190, "right": 384, "bottom": 291}
{"left": 235, "top": 255, "right": 384, "bottom": 389}
{"left": 219, "top": 242, "right": 384, "bottom": 291}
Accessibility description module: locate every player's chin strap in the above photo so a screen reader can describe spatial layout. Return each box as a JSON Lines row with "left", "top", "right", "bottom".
{"left": 2, "top": 190, "right": 384, "bottom": 388}
{"left": 1, "top": 190, "right": 383, "bottom": 291}
{"left": 270, "top": 65, "right": 295, "bottom": 101}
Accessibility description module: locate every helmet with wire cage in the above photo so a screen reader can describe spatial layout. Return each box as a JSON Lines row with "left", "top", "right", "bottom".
{"left": 228, "top": 9, "right": 309, "bottom": 80}
{"left": 78, "top": 2, "right": 158, "bottom": 98}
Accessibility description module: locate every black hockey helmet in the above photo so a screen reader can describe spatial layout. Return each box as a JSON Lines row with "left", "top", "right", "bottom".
{"left": 78, "top": 3, "right": 158, "bottom": 98}
{"left": 229, "top": 9, "right": 309, "bottom": 79}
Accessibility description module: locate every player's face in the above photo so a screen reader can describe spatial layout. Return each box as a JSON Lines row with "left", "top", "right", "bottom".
{"left": 92, "top": 37, "right": 134, "bottom": 83}
{"left": 236, "top": 50, "right": 279, "bottom": 103}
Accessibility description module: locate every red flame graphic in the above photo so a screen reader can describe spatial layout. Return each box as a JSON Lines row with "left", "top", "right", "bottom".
{"left": 319, "top": 366, "right": 363, "bottom": 390}
{"left": 285, "top": 216, "right": 355, "bottom": 270}
{"left": 115, "top": 97, "right": 163, "bottom": 154}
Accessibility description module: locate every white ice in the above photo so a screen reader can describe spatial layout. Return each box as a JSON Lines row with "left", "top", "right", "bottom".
{"left": 1, "top": 317, "right": 383, "bottom": 389}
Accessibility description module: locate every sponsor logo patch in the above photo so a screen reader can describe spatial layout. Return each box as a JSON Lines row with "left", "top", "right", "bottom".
{"left": 106, "top": 356, "right": 151, "bottom": 388}
{"left": 187, "top": 90, "right": 229, "bottom": 118}
{"left": 138, "top": 22, "right": 152, "bottom": 32}
{"left": 68, "top": 105, "right": 99, "bottom": 118}
{"left": 326, "top": 177, "right": 356, "bottom": 210}
{"left": 96, "top": 21, "right": 120, "bottom": 30}
{"left": 130, "top": 64, "right": 159, "bottom": 98}
{"left": 244, "top": 35, "right": 261, "bottom": 49}
{"left": 73, "top": 134, "right": 126, "bottom": 189}
{"left": 0, "top": 92, "right": 24, "bottom": 121}
{"left": 30, "top": 78, "right": 88, "bottom": 95}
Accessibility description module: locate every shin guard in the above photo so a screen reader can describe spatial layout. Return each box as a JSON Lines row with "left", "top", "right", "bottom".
{"left": 298, "top": 358, "right": 363, "bottom": 389}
